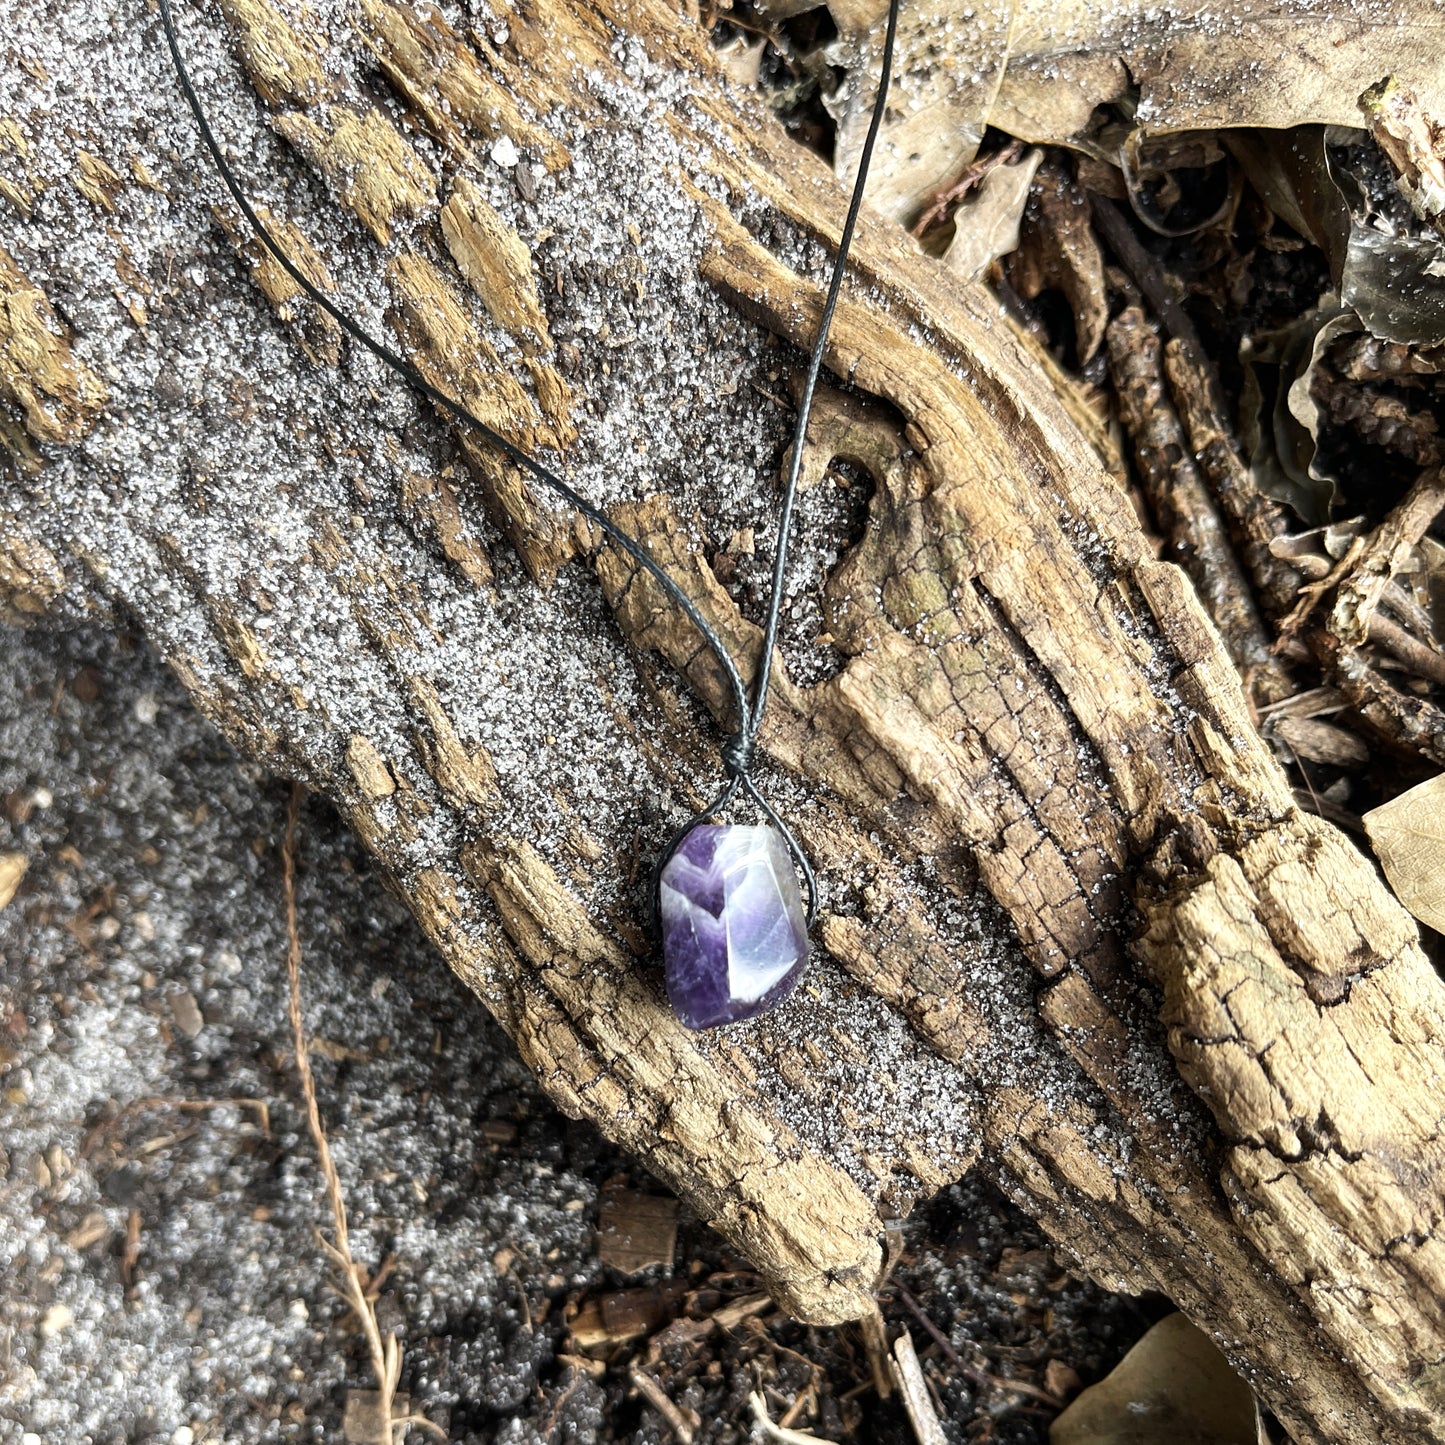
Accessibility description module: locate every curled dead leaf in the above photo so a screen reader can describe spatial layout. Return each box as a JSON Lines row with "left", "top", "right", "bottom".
{"left": 1234, "top": 126, "right": 1445, "bottom": 351}
{"left": 1364, "top": 773, "right": 1445, "bottom": 934}
{"left": 1268, "top": 715, "right": 1369, "bottom": 768}
{"left": 942, "top": 148, "right": 1043, "bottom": 282}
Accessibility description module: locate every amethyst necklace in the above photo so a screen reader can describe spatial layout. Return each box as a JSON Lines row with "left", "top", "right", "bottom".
{"left": 159, "top": 0, "right": 901, "bottom": 1029}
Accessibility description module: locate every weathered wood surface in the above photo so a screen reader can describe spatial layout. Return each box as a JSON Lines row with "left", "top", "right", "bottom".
{"left": 3, "top": 1, "right": 1444, "bottom": 1439}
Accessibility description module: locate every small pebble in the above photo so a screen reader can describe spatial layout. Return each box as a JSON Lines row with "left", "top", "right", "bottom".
{"left": 169, "top": 989, "right": 203, "bottom": 1040}
{"left": 490, "top": 135, "right": 520, "bottom": 168}
{"left": 70, "top": 666, "right": 102, "bottom": 703}
{"left": 212, "top": 949, "right": 242, "bottom": 979}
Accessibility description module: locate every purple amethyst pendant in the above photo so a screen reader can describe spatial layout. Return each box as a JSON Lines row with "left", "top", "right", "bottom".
{"left": 659, "top": 824, "right": 810, "bottom": 1030}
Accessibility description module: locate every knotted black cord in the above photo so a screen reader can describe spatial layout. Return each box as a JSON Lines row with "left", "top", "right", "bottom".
{"left": 158, "top": 0, "right": 901, "bottom": 929}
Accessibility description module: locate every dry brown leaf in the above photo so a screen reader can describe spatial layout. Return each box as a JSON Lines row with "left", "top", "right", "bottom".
{"left": 1283, "top": 307, "right": 1362, "bottom": 504}
{"left": 941, "top": 148, "right": 1043, "bottom": 281}
{"left": 1049, "top": 1313, "right": 1263, "bottom": 1445}
{"left": 0, "top": 851, "right": 27, "bottom": 910}
{"left": 1364, "top": 773, "right": 1445, "bottom": 934}
{"left": 1269, "top": 715, "right": 1369, "bottom": 768}
{"left": 821, "top": 0, "right": 1445, "bottom": 221}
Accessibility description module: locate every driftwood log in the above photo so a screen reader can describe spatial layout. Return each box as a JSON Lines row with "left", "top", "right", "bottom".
{"left": 4, "top": 1, "right": 1445, "bottom": 1440}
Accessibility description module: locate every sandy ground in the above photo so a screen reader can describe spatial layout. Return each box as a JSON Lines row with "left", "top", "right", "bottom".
{"left": 1, "top": 620, "right": 614, "bottom": 1442}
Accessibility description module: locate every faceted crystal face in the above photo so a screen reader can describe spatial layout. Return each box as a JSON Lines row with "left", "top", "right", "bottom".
{"left": 659, "top": 824, "right": 809, "bottom": 1030}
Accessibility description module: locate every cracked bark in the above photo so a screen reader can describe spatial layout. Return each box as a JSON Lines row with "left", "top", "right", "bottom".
{"left": 4, "top": 1, "right": 1445, "bottom": 1440}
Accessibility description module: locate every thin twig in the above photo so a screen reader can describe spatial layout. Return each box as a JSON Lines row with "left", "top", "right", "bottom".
{"left": 981, "top": 1371, "right": 1066, "bottom": 1408}
{"left": 1106, "top": 305, "right": 1291, "bottom": 706}
{"left": 893, "top": 1284, "right": 991, "bottom": 1392}
{"left": 1092, "top": 194, "right": 1300, "bottom": 617}
{"left": 80, "top": 1095, "right": 272, "bottom": 1159}
{"left": 1278, "top": 537, "right": 1367, "bottom": 644}
{"left": 1369, "top": 611, "right": 1445, "bottom": 688}
{"left": 890, "top": 1329, "right": 949, "bottom": 1445}
{"left": 1330, "top": 467, "right": 1445, "bottom": 647}
{"left": 1284, "top": 468, "right": 1445, "bottom": 760}
{"left": 892, "top": 1286, "right": 1062, "bottom": 1408}
{"left": 1328, "top": 643, "right": 1445, "bottom": 766}
{"left": 911, "top": 138, "right": 1024, "bottom": 238}
{"left": 748, "top": 1391, "right": 839, "bottom": 1445}
{"left": 1090, "top": 196, "right": 1204, "bottom": 355}
{"left": 629, "top": 1367, "right": 696, "bottom": 1444}
{"left": 282, "top": 784, "right": 422, "bottom": 1442}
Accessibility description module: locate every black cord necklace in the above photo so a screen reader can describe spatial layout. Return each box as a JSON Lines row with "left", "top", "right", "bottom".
{"left": 158, "top": 0, "right": 901, "bottom": 1029}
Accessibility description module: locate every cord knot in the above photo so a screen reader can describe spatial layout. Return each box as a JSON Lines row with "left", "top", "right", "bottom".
{"left": 720, "top": 731, "right": 755, "bottom": 778}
